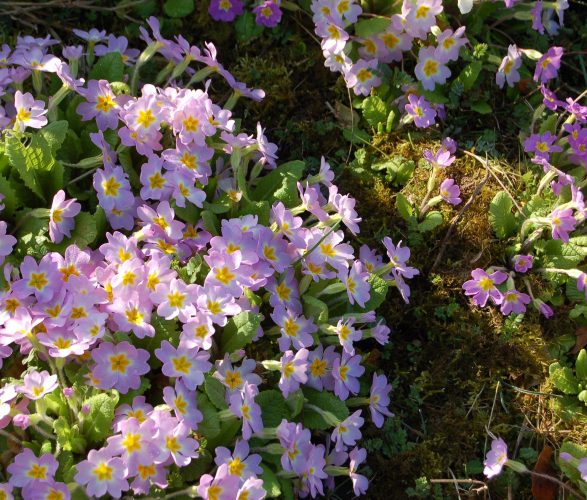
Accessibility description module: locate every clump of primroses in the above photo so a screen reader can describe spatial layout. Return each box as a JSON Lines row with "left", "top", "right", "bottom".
{"left": 0, "top": 18, "right": 408, "bottom": 499}
{"left": 462, "top": 80, "right": 587, "bottom": 320}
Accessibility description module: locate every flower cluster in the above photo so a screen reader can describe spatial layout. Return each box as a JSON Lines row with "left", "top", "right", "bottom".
{"left": 209, "top": 0, "right": 283, "bottom": 28}
{"left": 0, "top": 18, "right": 410, "bottom": 499}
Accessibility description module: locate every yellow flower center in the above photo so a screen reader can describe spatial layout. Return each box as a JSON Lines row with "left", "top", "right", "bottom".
{"left": 122, "top": 433, "right": 142, "bottom": 453}
{"left": 149, "top": 172, "right": 166, "bottom": 190}
{"left": 138, "top": 464, "right": 156, "bottom": 480}
{"left": 356, "top": 68, "right": 372, "bottom": 82}
{"left": 136, "top": 109, "right": 156, "bottom": 128}
{"left": 110, "top": 353, "right": 130, "bottom": 373}
{"left": 52, "top": 208, "right": 63, "bottom": 223}
{"left": 284, "top": 318, "right": 299, "bottom": 337}
{"left": 125, "top": 307, "right": 143, "bottom": 325}
{"left": 166, "top": 436, "right": 182, "bottom": 453}
{"left": 215, "top": 266, "right": 235, "bottom": 285}
{"left": 95, "top": 94, "right": 115, "bottom": 113}
{"left": 182, "top": 116, "right": 200, "bottom": 132}
{"left": 102, "top": 177, "right": 121, "bottom": 197}
{"left": 29, "top": 272, "right": 48, "bottom": 290}
{"left": 172, "top": 355, "right": 192, "bottom": 374}
{"left": 225, "top": 370, "right": 243, "bottom": 390}
{"left": 309, "top": 358, "right": 327, "bottom": 378}
{"left": 93, "top": 463, "right": 113, "bottom": 481}
{"left": 228, "top": 457, "right": 245, "bottom": 476}
{"left": 16, "top": 108, "right": 32, "bottom": 122}
{"left": 276, "top": 282, "right": 291, "bottom": 301}
{"left": 422, "top": 59, "right": 439, "bottom": 77}
{"left": 167, "top": 291, "right": 185, "bottom": 308}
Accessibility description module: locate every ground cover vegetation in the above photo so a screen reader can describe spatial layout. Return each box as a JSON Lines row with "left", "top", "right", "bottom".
{"left": 0, "top": 0, "right": 587, "bottom": 498}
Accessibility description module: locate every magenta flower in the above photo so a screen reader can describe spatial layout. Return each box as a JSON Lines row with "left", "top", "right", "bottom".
{"left": 279, "top": 348, "right": 309, "bottom": 398}
{"left": 13, "top": 90, "right": 47, "bottom": 131}
{"left": 49, "top": 190, "right": 81, "bottom": 243}
{"left": 158, "top": 421, "right": 199, "bottom": 467}
{"left": 75, "top": 448, "right": 129, "bottom": 498}
{"left": 77, "top": 80, "right": 120, "bottom": 130}
{"left": 12, "top": 255, "right": 60, "bottom": 304}
{"left": 496, "top": 44, "right": 522, "bottom": 89}
{"left": 332, "top": 351, "right": 364, "bottom": 400}
{"left": 423, "top": 147, "right": 455, "bottom": 169}
{"left": 209, "top": 0, "right": 244, "bottom": 22}
{"left": 405, "top": 94, "right": 437, "bottom": 128}
{"left": 344, "top": 59, "right": 381, "bottom": 96}
{"left": 550, "top": 207, "right": 576, "bottom": 242}
{"left": 462, "top": 268, "right": 508, "bottom": 307}
{"left": 500, "top": 289, "right": 531, "bottom": 315}
{"left": 18, "top": 369, "right": 58, "bottom": 400}
{"left": 513, "top": 254, "right": 533, "bottom": 273}
{"left": 332, "top": 410, "right": 364, "bottom": 452}
{"left": 93, "top": 166, "right": 134, "bottom": 213}
{"left": 271, "top": 306, "right": 316, "bottom": 352}
{"left": 72, "top": 28, "right": 107, "bottom": 42}
{"left": 106, "top": 417, "right": 160, "bottom": 473}
{"left": 435, "top": 27, "right": 467, "bottom": 63}
{"left": 540, "top": 84, "right": 564, "bottom": 111}
{"left": 483, "top": 437, "right": 508, "bottom": 478}
{"left": 214, "top": 440, "right": 263, "bottom": 481}
{"left": 0, "top": 222, "right": 16, "bottom": 265}
{"left": 524, "top": 131, "right": 562, "bottom": 159}
{"left": 534, "top": 46, "right": 564, "bottom": 83}
{"left": 198, "top": 464, "right": 240, "bottom": 499}
{"left": 90, "top": 341, "right": 150, "bottom": 394}
{"left": 253, "top": 1, "right": 282, "bottom": 28}
{"left": 155, "top": 341, "right": 212, "bottom": 390}
{"left": 439, "top": 178, "right": 462, "bottom": 205}
{"left": 369, "top": 373, "right": 393, "bottom": 428}
{"left": 415, "top": 46, "right": 451, "bottom": 91}
{"left": 7, "top": 448, "right": 58, "bottom": 487}
{"left": 229, "top": 382, "right": 263, "bottom": 440}
{"left": 349, "top": 447, "right": 369, "bottom": 496}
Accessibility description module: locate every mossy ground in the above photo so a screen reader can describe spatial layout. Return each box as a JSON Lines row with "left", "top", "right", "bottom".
{"left": 3, "top": 1, "right": 587, "bottom": 498}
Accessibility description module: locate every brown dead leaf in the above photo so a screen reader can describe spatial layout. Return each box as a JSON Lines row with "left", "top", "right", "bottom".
{"left": 572, "top": 326, "right": 587, "bottom": 354}
{"left": 531, "top": 445, "right": 558, "bottom": 500}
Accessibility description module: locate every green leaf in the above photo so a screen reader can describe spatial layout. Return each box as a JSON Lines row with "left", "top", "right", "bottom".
{"left": 239, "top": 198, "right": 270, "bottom": 226}
{"left": 559, "top": 441, "right": 587, "bottom": 497}
{"left": 489, "top": 191, "right": 517, "bottom": 239}
{"left": 303, "top": 387, "right": 349, "bottom": 430}
{"left": 50, "top": 212, "right": 97, "bottom": 252}
{"left": 252, "top": 161, "right": 305, "bottom": 208}
{"left": 395, "top": 193, "right": 412, "bottom": 220}
{"left": 576, "top": 350, "right": 587, "bottom": 381}
{"left": 5, "top": 133, "right": 54, "bottom": 200}
{"left": 418, "top": 211, "right": 443, "bottom": 232}
{"left": 83, "top": 391, "right": 119, "bottom": 443}
{"left": 548, "top": 362, "right": 579, "bottom": 394}
{"left": 204, "top": 375, "right": 228, "bottom": 410}
{"left": 235, "top": 10, "right": 264, "bottom": 42}
{"left": 260, "top": 464, "right": 282, "bottom": 498}
{"left": 470, "top": 101, "right": 492, "bottom": 114}
{"left": 89, "top": 52, "right": 124, "bottom": 81}
{"left": 355, "top": 17, "right": 389, "bottom": 37}
{"left": 201, "top": 210, "right": 219, "bottom": 236}
{"left": 221, "top": 311, "right": 262, "bottom": 354}
{"left": 40, "top": 121, "right": 68, "bottom": 152}
{"left": 163, "top": 0, "right": 195, "bottom": 17}
{"left": 457, "top": 61, "right": 483, "bottom": 91}
{"left": 363, "top": 274, "right": 389, "bottom": 311}
{"left": 362, "top": 96, "right": 387, "bottom": 127}
{"left": 196, "top": 393, "right": 221, "bottom": 439}
{"left": 256, "top": 389, "right": 291, "bottom": 428}
{"left": 372, "top": 155, "right": 415, "bottom": 185}
{"left": 0, "top": 174, "right": 19, "bottom": 217}
{"left": 302, "top": 295, "right": 329, "bottom": 323}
